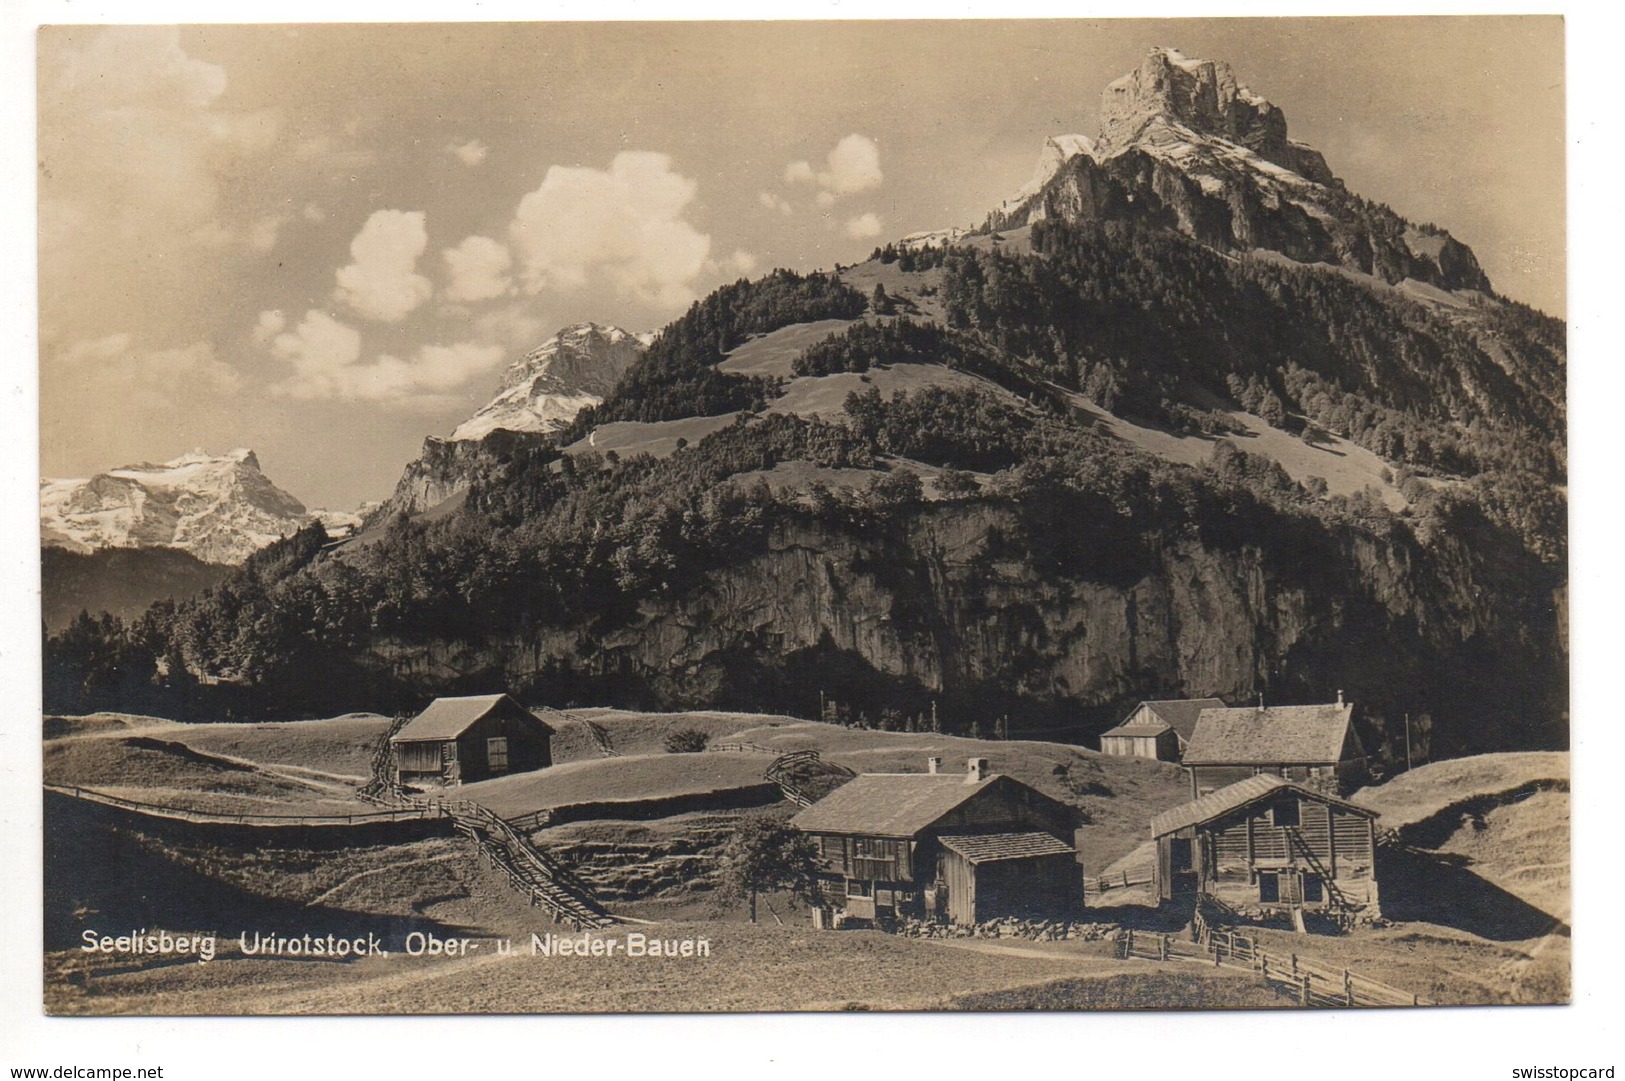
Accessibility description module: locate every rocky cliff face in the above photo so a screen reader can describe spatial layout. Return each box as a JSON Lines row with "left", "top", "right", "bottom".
{"left": 452, "top": 322, "right": 645, "bottom": 442}
{"left": 40, "top": 449, "right": 309, "bottom": 565}
{"left": 353, "top": 503, "right": 1562, "bottom": 757}
{"left": 988, "top": 47, "right": 1490, "bottom": 294}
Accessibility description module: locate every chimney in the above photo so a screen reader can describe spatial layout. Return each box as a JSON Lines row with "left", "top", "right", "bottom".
{"left": 966, "top": 757, "right": 989, "bottom": 784}
{"left": 927, "top": 756, "right": 943, "bottom": 774}
{"left": 1337, "top": 689, "right": 1345, "bottom": 707}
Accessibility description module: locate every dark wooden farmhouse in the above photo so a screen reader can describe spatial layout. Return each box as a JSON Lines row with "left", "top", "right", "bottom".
{"left": 390, "top": 694, "right": 554, "bottom": 788}
{"left": 1151, "top": 774, "right": 1380, "bottom": 920}
{"left": 1099, "top": 698, "right": 1225, "bottom": 761}
{"left": 1181, "top": 697, "right": 1368, "bottom": 798}
{"left": 791, "top": 757, "right": 1080, "bottom": 928}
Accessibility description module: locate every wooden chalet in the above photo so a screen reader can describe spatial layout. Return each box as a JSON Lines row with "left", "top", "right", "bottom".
{"left": 391, "top": 694, "right": 554, "bottom": 788}
{"left": 790, "top": 757, "right": 1079, "bottom": 927}
{"left": 1181, "top": 696, "right": 1368, "bottom": 798}
{"left": 1150, "top": 774, "right": 1380, "bottom": 918}
{"left": 1099, "top": 698, "right": 1225, "bottom": 761}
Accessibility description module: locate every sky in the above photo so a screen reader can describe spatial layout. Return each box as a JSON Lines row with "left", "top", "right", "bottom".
{"left": 36, "top": 17, "right": 1565, "bottom": 510}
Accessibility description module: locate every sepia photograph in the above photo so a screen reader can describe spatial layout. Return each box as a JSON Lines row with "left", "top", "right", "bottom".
{"left": 21, "top": 8, "right": 1583, "bottom": 1040}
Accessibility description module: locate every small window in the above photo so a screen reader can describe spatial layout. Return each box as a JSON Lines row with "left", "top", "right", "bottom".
{"left": 847, "top": 879, "right": 872, "bottom": 897}
{"left": 1258, "top": 872, "right": 1280, "bottom": 904}
{"left": 1303, "top": 874, "right": 1324, "bottom": 903}
{"left": 486, "top": 737, "right": 509, "bottom": 772}
{"left": 1271, "top": 799, "right": 1300, "bottom": 827}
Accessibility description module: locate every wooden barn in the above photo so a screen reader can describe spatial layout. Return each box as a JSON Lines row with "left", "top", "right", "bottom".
{"left": 791, "top": 757, "right": 1080, "bottom": 927}
{"left": 1150, "top": 774, "right": 1380, "bottom": 919}
{"left": 1181, "top": 696, "right": 1368, "bottom": 798}
{"left": 390, "top": 694, "right": 554, "bottom": 788}
{"left": 1099, "top": 698, "right": 1225, "bottom": 761}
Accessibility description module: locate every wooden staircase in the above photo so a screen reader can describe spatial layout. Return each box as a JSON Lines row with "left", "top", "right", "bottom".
{"left": 356, "top": 713, "right": 412, "bottom": 802}
{"left": 439, "top": 797, "right": 613, "bottom": 929}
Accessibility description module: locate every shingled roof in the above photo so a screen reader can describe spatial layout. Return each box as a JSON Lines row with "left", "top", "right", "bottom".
{"left": 938, "top": 832, "right": 1074, "bottom": 863}
{"left": 1140, "top": 698, "right": 1226, "bottom": 741}
{"left": 391, "top": 694, "right": 552, "bottom": 742}
{"left": 1151, "top": 775, "right": 1376, "bottom": 838}
{"left": 789, "top": 773, "right": 1001, "bottom": 837}
{"left": 1181, "top": 703, "right": 1357, "bottom": 766}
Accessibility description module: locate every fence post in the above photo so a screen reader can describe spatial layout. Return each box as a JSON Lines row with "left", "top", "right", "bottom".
{"left": 1125, "top": 929, "right": 1135, "bottom": 958}
{"left": 1122, "top": 870, "right": 1129, "bottom": 888}
{"left": 1291, "top": 953, "right": 1298, "bottom": 979}
{"left": 1261, "top": 955, "right": 1270, "bottom": 984}
{"left": 1300, "top": 973, "right": 1311, "bottom": 1006}
{"left": 1213, "top": 935, "right": 1220, "bottom": 967}
{"left": 1344, "top": 969, "right": 1354, "bottom": 1007}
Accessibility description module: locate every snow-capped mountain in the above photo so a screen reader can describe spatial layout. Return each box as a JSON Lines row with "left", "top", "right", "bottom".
{"left": 451, "top": 322, "right": 647, "bottom": 441}
{"left": 987, "top": 47, "right": 1489, "bottom": 293}
{"left": 40, "top": 448, "right": 310, "bottom": 565}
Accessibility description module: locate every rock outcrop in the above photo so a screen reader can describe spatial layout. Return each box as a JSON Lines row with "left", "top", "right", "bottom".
{"left": 988, "top": 47, "right": 1490, "bottom": 294}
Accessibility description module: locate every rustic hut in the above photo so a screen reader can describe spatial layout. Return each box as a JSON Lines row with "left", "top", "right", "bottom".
{"left": 790, "top": 757, "right": 1079, "bottom": 927}
{"left": 1150, "top": 774, "right": 1380, "bottom": 917}
{"left": 1099, "top": 698, "right": 1225, "bottom": 761}
{"left": 1181, "top": 696, "right": 1368, "bottom": 798}
{"left": 390, "top": 694, "right": 554, "bottom": 788}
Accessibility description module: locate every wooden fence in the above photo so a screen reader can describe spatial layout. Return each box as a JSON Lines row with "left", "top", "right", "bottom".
{"left": 1084, "top": 869, "right": 1154, "bottom": 901}
{"left": 1117, "top": 924, "right": 1431, "bottom": 1008}
{"left": 46, "top": 784, "right": 440, "bottom": 827}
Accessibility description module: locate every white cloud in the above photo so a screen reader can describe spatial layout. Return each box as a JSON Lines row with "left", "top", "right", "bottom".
{"left": 252, "top": 310, "right": 287, "bottom": 345}
{"left": 302, "top": 203, "right": 326, "bottom": 223}
{"left": 708, "top": 250, "right": 759, "bottom": 278}
{"left": 269, "top": 309, "right": 503, "bottom": 404}
{"left": 443, "top": 235, "right": 514, "bottom": 303}
{"left": 333, "top": 209, "right": 434, "bottom": 322}
{"left": 816, "top": 191, "right": 837, "bottom": 210}
{"left": 844, "top": 213, "right": 884, "bottom": 239}
{"left": 784, "top": 134, "right": 884, "bottom": 202}
{"left": 270, "top": 310, "right": 363, "bottom": 398}
{"left": 448, "top": 139, "right": 489, "bottom": 167}
{"left": 472, "top": 304, "right": 551, "bottom": 351}
{"left": 58, "top": 334, "right": 241, "bottom": 406}
{"left": 508, "top": 151, "right": 712, "bottom": 312}
{"left": 758, "top": 191, "right": 793, "bottom": 216}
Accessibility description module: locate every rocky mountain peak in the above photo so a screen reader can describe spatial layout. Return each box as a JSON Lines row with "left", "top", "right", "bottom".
{"left": 452, "top": 322, "right": 646, "bottom": 442}
{"left": 1095, "top": 47, "right": 1333, "bottom": 184}
{"left": 40, "top": 448, "right": 311, "bottom": 565}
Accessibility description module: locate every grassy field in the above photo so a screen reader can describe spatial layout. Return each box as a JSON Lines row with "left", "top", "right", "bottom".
{"left": 1354, "top": 752, "right": 1570, "bottom": 827}
{"left": 717, "top": 318, "right": 861, "bottom": 378}
{"left": 454, "top": 751, "right": 777, "bottom": 818}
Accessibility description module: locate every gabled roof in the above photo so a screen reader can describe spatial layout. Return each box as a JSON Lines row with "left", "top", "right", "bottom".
{"left": 1100, "top": 721, "right": 1173, "bottom": 739}
{"left": 1151, "top": 775, "right": 1376, "bottom": 838}
{"left": 1132, "top": 698, "right": 1226, "bottom": 742}
{"left": 789, "top": 773, "right": 1002, "bottom": 838}
{"left": 938, "top": 832, "right": 1074, "bottom": 863}
{"left": 391, "top": 694, "right": 552, "bottom": 742}
{"left": 1181, "top": 703, "right": 1356, "bottom": 766}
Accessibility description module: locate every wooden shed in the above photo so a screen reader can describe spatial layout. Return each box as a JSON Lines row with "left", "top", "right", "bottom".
{"left": 1181, "top": 697, "right": 1368, "bottom": 798}
{"left": 1099, "top": 698, "right": 1225, "bottom": 761}
{"left": 390, "top": 694, "right": 554, "bottom": 788}
{"left": 1150, "top": 774, "right": 1380, "bottom": 918}
{"left": 790, "top": 757, "right": 1080, "bottom": 927}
